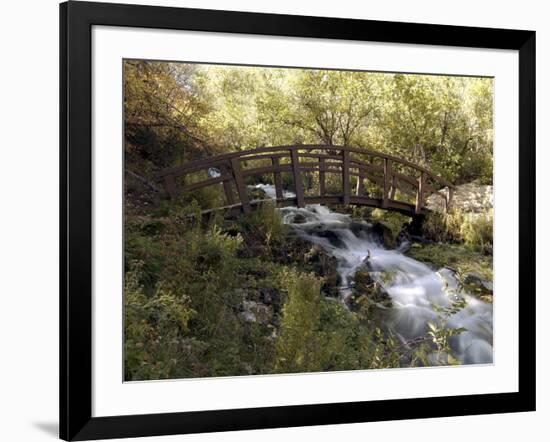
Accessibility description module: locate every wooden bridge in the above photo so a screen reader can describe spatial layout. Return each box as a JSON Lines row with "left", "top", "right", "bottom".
{"left": 155, "top": 145, "right": 454, "bottom": 216}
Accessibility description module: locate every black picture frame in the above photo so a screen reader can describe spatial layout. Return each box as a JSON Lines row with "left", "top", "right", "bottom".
{"left": 60, "top": 1, "right": 536, "bottom": 440}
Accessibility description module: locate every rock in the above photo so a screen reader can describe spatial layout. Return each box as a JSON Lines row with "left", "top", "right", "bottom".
{"left": 353, "top": 268, "right": 375, "bottom": 292}
{"left": 347, "top": 268, "right": 393, "bottom": 312}
{"left": 290, "top": 213, "right": 308, "bottom": 224}
{"left": 312, "top": 229, "right": 346, "bottom": 248}
{"left": 396, "top": 229, "right": 411, "bottom": 252}
{"left": 304, "top": 245, "right": 340, "bottom": 297}
{"left": 462, "top": 272, "right": 493, "bottom": 299}
{"left": 248, "top": 187, "right": 268, "bottom": 200}
{"left": 349, "top": 221, "right": 373, "bottom": 238}
{"left": 426, "top": 182, "right": 493, "bottom": 214}
{"left": 371, "top": 222, "right": 395, "bottom": 248}
{"left": 259, "top": 287, "right": 282, "bottom": 313}
{"left": 240, "top": 301, "right": 274, "bottom": 324}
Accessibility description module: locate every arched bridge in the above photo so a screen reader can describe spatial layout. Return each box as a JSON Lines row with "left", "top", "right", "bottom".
{"left": 156, "top": 145, "right": 454, "bottom": 216}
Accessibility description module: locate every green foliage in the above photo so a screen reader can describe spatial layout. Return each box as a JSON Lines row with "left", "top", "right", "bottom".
{"left": 427, "top": 297, "right": 468, "bottom": 365}
{"left": 369, "top": 208, "right": 410, "bottom": 237}
{"left": 125, "top": 60, "right": 493, "bottom": 186}
{"left": 406, "top": 243, "right": 493, "bottom": 281}
{"left": 420, "top": 208, "right": 493, "bottom": 254}
{"left": 275, "top": 269, "right": 323, "bottom": 372}
{"left": 124, "top": 263, "right": 196, "bottom": 380}
{"left": 275, "top": 270, "right": 403, "bottom": 373}
{"left": 122, "top": 61, "right": 494, "bottom": 380}
{"left": 459, "top": 210, "right": 493, "bottom": 253}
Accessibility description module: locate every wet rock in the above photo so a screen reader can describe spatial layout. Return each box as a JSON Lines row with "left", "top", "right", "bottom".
{"left": 290, "top": 213, "right": 308, "bottom": 224}
{"left": 304, "top": 245, "right": 340, "bottom": 297}
{"left": 353, "top": 268, "right": 375, "bottom": 292}
{"left": 396, "top": 229, "right": 411, "bottom": 252}
{"left": 312, "top": 229, "right": 346, "bottom": 248}
{"left": 347, "top": 268, "right": 393, "bottom": 312}
{"left": 462, "top": 272, "right": 493, "bottom": 300}
{"left": 371, "top": 222, "right": 395, "bottom": 248}
{"left": 248, "top": 187, "right": 268, "bottom": 200}
{"left": 349, "top": 221, "right": 373, "bottom": 239}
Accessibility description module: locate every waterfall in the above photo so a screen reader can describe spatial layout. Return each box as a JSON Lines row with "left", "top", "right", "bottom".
{"left": 249, "top": 184, "right": 493, "bottom": 366}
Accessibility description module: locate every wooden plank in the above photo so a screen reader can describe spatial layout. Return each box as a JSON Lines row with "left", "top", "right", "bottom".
{"left": 271, "top": 157, "right": 284, "bottom": 199}
{"left": 162, "top": 175, "right": 177, "bottom": 199}
{"left": 242, "top": 164, "right": 292, "bottom": 177}
{"left": 342, "top": 149, "right": 350, "bottom": 205}
{"left": 415, "top": 171, "right": 426, "bottom": 214}
{"left": 390, "top": 175, "right": 397, "bottom": 199}
{"left": 290, "top": 149, "right": 305, "bottom": 207}
{"left": 382, "top": 158, "right": 392, "bottom": 208}
{"left": 356, "top": 172, "right": 364, "bottom": 196}
{"left": 180, "top": 176, "right": 225, "bottom": 193}
{"left": 221, "top": 164, "right": 235, "bottom": 205}
{"left": 230, "top": 158, "right": 251, "bottom": 214}
{"left": 319, "top": 157, "right": 326, "bottom": 196}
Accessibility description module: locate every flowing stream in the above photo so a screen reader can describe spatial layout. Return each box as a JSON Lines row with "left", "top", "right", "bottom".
{"left": 249, "top": 184, "right": 493, "bottom": 366}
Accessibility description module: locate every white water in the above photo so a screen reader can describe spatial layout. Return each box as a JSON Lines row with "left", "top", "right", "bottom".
{"left": 250, "top": 183, "right": 493, "bottom": 366}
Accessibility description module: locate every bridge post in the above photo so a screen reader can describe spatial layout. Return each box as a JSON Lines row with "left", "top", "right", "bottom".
{"left": 415, "top": 171, "right": 426, "bottom": 214}
{"left": 356, "top": 171, "right": 364, "bottom": 196}
{"left": 390, "top": 175, "right": 397, "bottom": 200}
{"left": 271, "top": 157, "right": 284, "bottom": 199}
{"left": 162, "top": 175, "right": 177, "bottom": 200}
{"left": 290, "top": 149, "right": 305, "bottom": 207}
{"left": 319, "top": 157, "right": 326, "bottom": 196}
{"left": 342, "top": 149, "right": 350, "bottom": 205}
{"left": 221, "top": 163, "right": 235, "bottom": 205}
{"left": 230, "top": 158, "right": 251, "bottom": 214}
{"left": 382, "top": 158, "right": 392, "bottom": 208}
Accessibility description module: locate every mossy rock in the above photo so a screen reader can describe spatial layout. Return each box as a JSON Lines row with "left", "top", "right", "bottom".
{"left": 371, "top": 222, "right": 396, "bottom": 248}
{"left": 347, "top": 268, "right": 393, "bottom": 313}
{"left": 461, "top": 272, "right": 493, "bottom": 302}
{"left": 304, "top": 245, "right": 340, "bottom": 297}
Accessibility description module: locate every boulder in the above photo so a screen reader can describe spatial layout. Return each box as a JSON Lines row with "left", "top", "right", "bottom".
{"left": 304, "top": 245, "right": 340, "bottom": 297}
{"left": 371, "top": 222, "right": 395, "bottom": 248}
{"left": 259, "top": 287, "right": 282, "bottom": 313}
{"left": 347, "top": 268, "right": 393, "bottom": 312}
{"left": 240, "top": 301, "right": 274, "bottom": 324}
{"left": 312, "top": 228, "right": 346, "bottom": 248}
{"left": 462, "top": 272, "right": 493, "bottom": 300}
{"left": 426, "top": 182, "right": 493, "bottom": 214}
{"left": 290, "top": 213, "right": 308, "bottom": 224}
{"left": 396, "top": 229, "right": 412, "bottom": 252}
{"left": 248, "top": 187, "right": 268, "bottom": 201}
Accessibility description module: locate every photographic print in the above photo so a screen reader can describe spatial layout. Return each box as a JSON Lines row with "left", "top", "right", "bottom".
{"left": 123, "top": 60, "right": 494, "bottom": 382}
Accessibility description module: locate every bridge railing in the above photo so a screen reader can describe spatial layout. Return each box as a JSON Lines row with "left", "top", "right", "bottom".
{"left": 155, "top": 145, "right": 455, "bottom": 215}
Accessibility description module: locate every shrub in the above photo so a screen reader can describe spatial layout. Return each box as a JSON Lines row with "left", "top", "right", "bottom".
{"left": 124, "top": 263, "right": 196, "bottom": 380}
{"left": 236, "top": 201, "right": 288, "bottom": 253}
{"left": 460, "top": 209, "right": 493, "bottom": 253}
{"left": 275, "top": 269, "right": 323, "bottom": 373}
{"left": 421, "top": 208, "right": 493, "bottom": 253}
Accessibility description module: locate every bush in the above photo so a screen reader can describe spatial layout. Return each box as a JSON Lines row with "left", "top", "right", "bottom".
{"left": 421, "top": 208, "right": 493, "bottom": 253}
{"left": 459, "top": 209, "right": 493, "bottom": 253}
{"left": 235, "top": 201, "right": 288, "bottom": 255}
{"left": 124, "top": 264, "right": 196, "bottom": 380}
{"left": 275, "top": 269, "right": 323, "bottom": 373}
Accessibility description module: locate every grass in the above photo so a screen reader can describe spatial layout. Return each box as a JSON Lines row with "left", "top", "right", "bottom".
{"left": 405, "top": 242, "right": 493, "bottom": 281}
